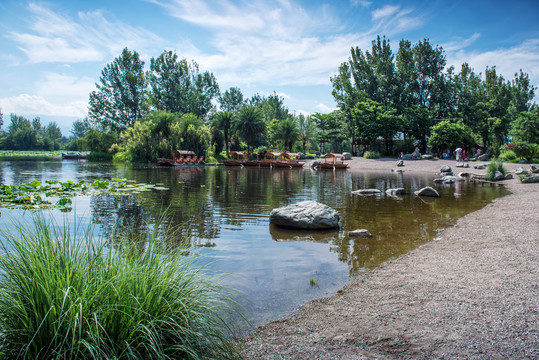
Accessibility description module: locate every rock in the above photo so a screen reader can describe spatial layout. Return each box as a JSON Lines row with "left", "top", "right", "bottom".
{"left": 443, "top": 176, "right": 455, "bottom": 184}
{"left": 386, "top": 188, "right": 406, "bottom": 196}
{"left": 531, "top": 165, "right": 539, "bottom": 173}
{"left": 521, "top": 175, "right": 539, "bottom": 183}
{"left": 433, "top": 178, "right": 444, "bottom": 184}
{"left": 342, "top": 152, "right": 352, "bottom": 160}
{"left": 492, "top": 170, "right": 506, "bottom": 181}
{"left": 440, "top": 165, "right": 452, "bottom": 173}
{"left": 474, "top": 164, "right": 487, "bottom": 170}
{"left": 458, "top": 172, "right": 471, "bottom": 177}
{"left": 392, "top": 168, "right": 405, "bottom": 173}
{"left": 396, "top": 159, "right": 404, "bottom": 166}
{"left": 349, "top": 229, "right": 372, "bottom": 238}
{"left": 447, "top": 175, "right": 466, "bottom": 183}
{"left": 455, "top": 162, "right": 465, "bottom": 167}
{"left": 403, "top": 154, "right": 413, "bottom": 160}
{"left": 515, "top": 167, "right": 529, "bottom": 175}
{"left": 269, "top": 201, "right": 340, "bottom": 230}
{"left": 421, "top": 154, "right": 433, "bottom": 159}
{"left": 310, "top": 161, "right": 319, "bottom": 169}
{"left": 518, "top": 159, "right": 528, "bottom": 164}
{"left": 504, "top": 173, "right": 514, "bottom": 180}
{"left": 477, "top": 154, "right": 490, "bottom": 161}
{"left": 414, "top": 186, "right": 440, "bottom": 197}
{"left": 352, "top": 189, "right": 382, "bottom": 195}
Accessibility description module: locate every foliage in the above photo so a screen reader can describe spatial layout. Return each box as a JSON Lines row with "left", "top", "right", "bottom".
{"left": 0, "top": 214, "right": 243, "bottom": 359}
{"left": 88, "top": 48, "right": 147, "bottom": 132}
{"left": 234, "top": 106, "right": 265, "bottom": 152}
{"left": 297, "top": 114, "right": 316, "bottom": 154}
{"left": 497, "top": 149, "right": 517, "bottom": 161}
{"left": 513, "top": 141, "right": 539, "bottom": 162}
{"left": 148, "top": 50, "right": 219, "bottom": 119}
{"left": 428, "top": 120, "right": 478, "bottom": 154}
{"left": 363, "top": 151, "right": 380, "bottom": 159}
{"left": 274, "top": 117, "right": 299, "bottom": 151}
{"left": 1, "top": 115, "right": 62, "bottom": 151}
{"left": 510, "top": 110, "right": 539, "bottom": 144}
{"left": 0, "top": 150, "right": 62, "bottom": 159}
{"left": 0, "top": 178, "right": 168, "bottom": 211}
{"left": 312, "top": 112, "right": 341, "bottom": 153}
{"left": 78, "top": 128, "right": 118, "bottom": 153}
{"left": 486, "top": 161, "right": 506, "bottom": 180}
{"left": 213, "top": 111, "right": 234, "bottom": 154}
{"left": 218, "top": 87, "right": 244, "bottom": 113}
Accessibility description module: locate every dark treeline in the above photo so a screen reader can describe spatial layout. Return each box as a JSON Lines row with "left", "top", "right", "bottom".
{"left": 1, "top": 36, "right": 538, "bottom": 161}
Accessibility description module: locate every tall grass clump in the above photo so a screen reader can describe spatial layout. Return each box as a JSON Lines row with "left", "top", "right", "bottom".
{"left": 486, "top": 161, "right": 507, "bottom": 180}
{"left": 0, "top": 214, "right": 244, "bottom": 359}
{"left": 363, "top": 151, "right": 380, "bottom": 159}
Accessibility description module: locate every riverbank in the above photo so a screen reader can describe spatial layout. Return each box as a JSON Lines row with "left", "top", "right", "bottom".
{"left": 242, "top": 157, "right": 539, "bottom": 359}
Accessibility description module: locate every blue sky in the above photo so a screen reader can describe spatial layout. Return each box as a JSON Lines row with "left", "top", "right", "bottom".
{"left": 1, "top": 0, "right": 538, "bottom": 135}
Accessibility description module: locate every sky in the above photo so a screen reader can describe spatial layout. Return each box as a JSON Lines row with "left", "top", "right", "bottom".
{"left": 1, "top": 0, "right": 539, "bottom": 135}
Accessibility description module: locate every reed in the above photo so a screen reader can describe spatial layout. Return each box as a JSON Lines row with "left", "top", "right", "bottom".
{"left": 0, "top": 214, "right": 243, "bottom": 359}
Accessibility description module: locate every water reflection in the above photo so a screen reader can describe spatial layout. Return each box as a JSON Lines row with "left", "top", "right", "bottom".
{"left": 0, "top": 160, "right": 508, "bottom": 329}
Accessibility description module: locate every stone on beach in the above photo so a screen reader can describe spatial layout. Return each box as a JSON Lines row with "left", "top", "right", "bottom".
{"left": 352, "top": 189, "right": 382, "bottom": 195}
{"left": 386, "top": 188, "right": 406, "bottom": 196}
{"left": 348, "top": 229, "right": 372, "bottom": 238}
{"left": 269, "top": 201, "right": 340, "bottom": 230}
{"left": 414, "top": 186, "right": 440, "bottom": 197}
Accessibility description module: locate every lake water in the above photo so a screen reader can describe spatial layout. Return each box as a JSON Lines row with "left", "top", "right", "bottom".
{"left": 0, "top": 159, "right": 508, "bottom": 330}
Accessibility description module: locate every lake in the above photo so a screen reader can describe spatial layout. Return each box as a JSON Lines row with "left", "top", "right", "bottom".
{"left": 0, "top": 159, "right": 508, "bottom": 330}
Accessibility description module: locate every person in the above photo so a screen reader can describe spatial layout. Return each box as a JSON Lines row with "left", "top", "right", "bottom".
{"left": 455, "top": 148, "right": 462, "bottom": 161}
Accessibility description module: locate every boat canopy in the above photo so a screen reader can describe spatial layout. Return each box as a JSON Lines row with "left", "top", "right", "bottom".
{"left": 174, "top": 150, "right": 195, "bottom": 157}
{"left": 227, "top": 151, "right": 244, "bottom": 159}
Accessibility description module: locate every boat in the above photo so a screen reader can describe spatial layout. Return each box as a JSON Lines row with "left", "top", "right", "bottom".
{"left": 318, "top": 153, "right": 349, "bottom": 170}
{"left": 223, "top": 151, "right": 245, "bottom": 166}
{"left": 223, "top": 151, "right": 305, "bottom": 168}
{"left": 62, "top": 152, "right": 87, "bottom": 160}
{"left": 157, "top": 150, "right": 210, "bottom": 167}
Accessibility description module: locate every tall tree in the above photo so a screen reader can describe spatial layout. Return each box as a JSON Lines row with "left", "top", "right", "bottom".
{"left": 148, "top": 50, "right": 219, "bottom": 118}
{"left": 275, "top": 117, "right": 299, "bottom": 151}
{"left": 234, "top": 106, "right": 265, "bottom": 153}
{"left": 219, "top": 87, "right": 244, "bottom": 113}
{"left": 312, "top": 112, "right": 341, "bottom": 153}
{"left": 88, "top": 48, "right": 147, "bottom": 131}
{"left": 297, "top": 114, "right": 315, "bottom": 154}
{"left": 213, "top": 111, "right": 234, "bottom": 154}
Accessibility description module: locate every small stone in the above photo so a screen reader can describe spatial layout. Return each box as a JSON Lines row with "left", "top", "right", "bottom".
{"left": 392, "top": 168, "right": 405, "bottom": 173}
{"left": 521, "top": 175, "right": 539, "bottom": 183}
{"left": 386, "top": 188, "right": 406, "bottom": 196}
{"left": 352, "top": 189, "right": 382, "bottom": 195}
{"left": 414, "top": 186, "right": 440, "bottom": 197}
{"left": 349, "top": 229, "right": 373, "bottom": 238}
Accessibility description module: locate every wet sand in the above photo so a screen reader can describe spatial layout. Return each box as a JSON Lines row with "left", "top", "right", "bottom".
{"left": 241, "top": 158, "right": 539, "bottom": 359}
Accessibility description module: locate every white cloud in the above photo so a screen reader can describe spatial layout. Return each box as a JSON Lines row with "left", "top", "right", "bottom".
{"left": 371, "top": 5, "right": 400, "bottom": 20}
{"left": 368, "top": 5, "right": 421, "bottom": 36}
{"left": 351, "top": 0, "right": 372, "bottom": 7}
{"left": 316, "top": 103, "right": 335, "bottom": 113}
{"left": 9, "top": 3, "right": 164, "bottom": 63}
{"left": 443, "top": 33, "right": 481, "bottom": 52}
{"left": 35, "top": 73, "right": 95, "bottom": 103}
{"left": 0, "top": 94, "right": 87, "bottom": 118}
{"left": 446, "top": 38, "right": 539, "bottom": 91}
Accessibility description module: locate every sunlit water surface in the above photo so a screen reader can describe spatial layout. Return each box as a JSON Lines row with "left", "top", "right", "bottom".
{"left": 0, "top": 159, "right": 508, "bottom": 330}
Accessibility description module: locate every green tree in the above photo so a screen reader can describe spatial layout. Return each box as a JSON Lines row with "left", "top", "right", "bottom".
{"left": 351, "top": 100, "right": 400, "bottom": 154}
{"left": 41, "top": 122, "right": 62, "bottom": 151}
{"left": 234, "top": 106, "right": 265, "bottom": 153}
{"left": 510, "top": 110, "right": 539, "bottom": 144}
{"left": 312, "top": 112, "right": 341, "bottom": 153}
{"left": 219, "top": 87, "right": 244, "bottom": 112}
{"left": 428, "top": 120, "right": 478, "bottom": 154}
{"left": 275, "top": 117, "right": 299, "bottom": 151}
{"left": 5, "top": 114, "right": 41, "bottom": 150}
{"left": 297, "top": 114, "right": 315, "bottom": 154}
{"left": 403, "top": 106, "right": 433, "bottom": 151}
{"left": 148, "top": 50, "right": 219, "bottom": 118}
{"left": 213, "top": 111, "right": 234, "bottom": 154}
{"left": 88, "top": 48, "right": 147, "bottom": 131}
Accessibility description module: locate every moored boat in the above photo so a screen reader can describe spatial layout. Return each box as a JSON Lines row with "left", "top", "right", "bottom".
{"left": 318, "top": 153, "right": 349, "bottom": 169}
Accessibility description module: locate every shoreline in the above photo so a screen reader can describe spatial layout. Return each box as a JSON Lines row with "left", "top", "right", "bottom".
{"left": 241, "top": 157, "right": 539, "bottom": 359}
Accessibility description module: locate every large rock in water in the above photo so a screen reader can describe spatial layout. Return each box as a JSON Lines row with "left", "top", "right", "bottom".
{"left": 414, "top": 186, "right": 440, "bottom": 197}
{"left": 269, "top": 201, "right": 340, "bottom": 229}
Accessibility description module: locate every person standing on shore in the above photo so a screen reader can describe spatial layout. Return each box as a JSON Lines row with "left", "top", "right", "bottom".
{"left": 455, "top": 147, "right": 462, "bottom": 161}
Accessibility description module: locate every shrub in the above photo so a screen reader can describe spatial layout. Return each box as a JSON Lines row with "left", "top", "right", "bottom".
{"left": 363, "top": 151, "right": 380, "bottom": 159}
{"left": 0, "top": 214, "right": 243, "bottom": 359}
{"left": 486, "top": 161, "right": 506, "bottom": 180}
{"left": 498, "top": 150, "right": 517, "bottom": 161}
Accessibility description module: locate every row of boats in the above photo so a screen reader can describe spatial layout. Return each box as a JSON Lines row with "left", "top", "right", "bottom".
{"left": 158, "top": 150, "right": 349, "bottom": 169}
{"left": 223, "top": 151, "right": 349, "bottom": 169}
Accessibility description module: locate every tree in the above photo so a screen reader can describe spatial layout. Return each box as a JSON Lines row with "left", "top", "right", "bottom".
{"left": 234, "top": 106, "right": 265, "bottom": 153}
{"left": 297, "top": 114, "right": 315, "bottom": 154}
{"left": 312, "top": 112, "right": 341, "bottom": 153}
{"left": 42, "top": 122, "right": 62, "bottom": 151}
{"left": 219, "top": 87, "right": 244, "bottom": 112}
{"left": 403, "top": 106, "right": 433, "bottom": 151}
{"left": 428, "top": 120, "right": 478, "bottom": 154}
{"left": 71, "top": 118, "right": 90, "bottom": 139}
{"left": 88, "top": 48, "right": 147, "bottom": 131}
{"left": 510, "top": 110, "right": 539, "bottom": 144}
{"left": 4, "top": 114, "right": 41, "bottom": 150}
{"left": 213, "top": 111, "right": 234, "bottom": 154}
{"left": 148, "top": 50, "right": 219, "bottom": 118}
{"left": 0, "top": 108, "right": 3, "bottom": 130}
{"left": 275, "top": 117, "right": 299, "bottom": 151}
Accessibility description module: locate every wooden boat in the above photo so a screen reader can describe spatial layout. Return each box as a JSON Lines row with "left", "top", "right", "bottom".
{"left": 157, "top": 150, "right": 210, "bottom": 167}
{"left": 257, "top": 152, "right": 304, "bottom": 168}
{"left": 318, "top": 153, "right": 349, "bottom": 169}
{"left": 223, "top": 151, "right": 245, "bottom": 166}
{"left": 62, "top": 152, "right": 87, "bottom": 160}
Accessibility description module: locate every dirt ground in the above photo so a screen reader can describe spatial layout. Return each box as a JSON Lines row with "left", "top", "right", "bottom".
{"left": 241, "top": 158, "right": 539, "bottom": 359}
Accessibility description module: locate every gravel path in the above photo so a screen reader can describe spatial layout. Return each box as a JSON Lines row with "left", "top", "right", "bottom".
{"left": 241, "top": 158, "right": 539, "bottom": 359}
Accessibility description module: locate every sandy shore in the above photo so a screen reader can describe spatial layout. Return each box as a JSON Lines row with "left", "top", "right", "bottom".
{"left": 241, "top": 158, "right": 539, "bottom": 359}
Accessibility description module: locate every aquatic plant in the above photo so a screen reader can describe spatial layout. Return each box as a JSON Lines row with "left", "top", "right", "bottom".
{"left": 486, "top": 161, "right": 507, "bottom": 180}
{"left": 0, "top": 214, "right": 243, "bottom": 359}
{"left": 0, "top": 178, "right": 169, "bottom": 211}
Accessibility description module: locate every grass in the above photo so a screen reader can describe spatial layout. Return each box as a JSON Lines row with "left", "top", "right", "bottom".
{"left": 0, "top": 214, "right": 244, "bottom": 359}
{"left": 486, "top": 161, "right": 507, "bottom": 180}
{"left": 0, "top": 150, "right": 62, "bottom": 160}
{"left": 363, "top": 151, "right": 380, "bottom": 159}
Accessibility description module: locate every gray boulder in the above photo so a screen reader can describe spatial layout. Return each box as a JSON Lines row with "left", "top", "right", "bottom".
{"left": 440, "top": 165, "right": 452, "bottom": 173}
{"left": 477, "top": 154, "right": 490, "bottom": 161}
{"left": 492, "top": 170, "right": 506, "bottom": 181}
{"left": 414, "top": 186, "right": 440, "bottom": 197}
{"left": 531, "top": 165, "right": 539, "bottom": 173}
{"left": 342, "top": 152, "right": 352, "bottom": 160}
{"left": 352, "top": 189, "right": 382, "bottom": 195}
{"left": 504, "top": 173, "right": 514, "bottom": 180}
{"left": 521, "top": 175, "right": 539, "bottom": 183}
{"left": 386, "top": 188, "right": 407, "bottom": 196}
{"left": 348, "top": 229, "right": 372, "bottom": 238}
{"left": 396, "top": 159, "right": 404, "bottom": 166}
{"left": 433, "top": 178, "right": 444, "bottom": 184}
{"left": 403, "top": 154, "right": 413, "bottom": 160}
{"left": 474, "top": 164, "right": 487, "bottom": 170}
{"left": 515, "top": 167, "right": 529, "bottom": 175}
{"left": 518, "top": 159, "right": 528, "bottom": 164}
{"left": 392, "top": 168, "right": 405, "bottom": 173}
{"left": 269, "top": 201, "right": 340, "bottom": 230}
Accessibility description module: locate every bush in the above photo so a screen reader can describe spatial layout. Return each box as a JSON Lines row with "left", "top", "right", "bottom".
{"left": 363, "top": 151, "right": 380, "bottom": 159}
{"left": 498, "top": 150, "right": 517, "bottom": 161}
{"left": 0, "top": 215, "right": 243, "bottom": 359}
{"left": 486, "top": 161, "right": 506, "bottom": 180}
